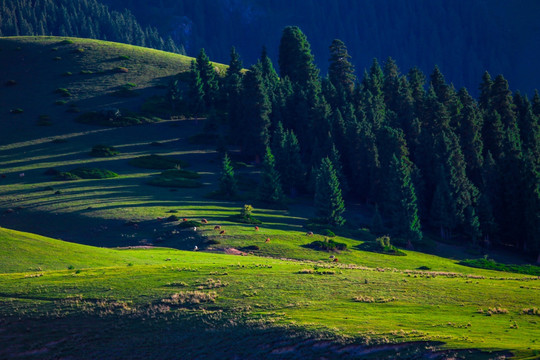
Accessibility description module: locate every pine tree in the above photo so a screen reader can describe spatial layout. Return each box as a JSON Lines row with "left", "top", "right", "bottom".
{"left": 219, "top": 153, "right": 237, "bottom": 198}
{"left": 314, "top": 157, "right": 345, "bottom": 227}
{"left": 328, "top": 39, "right": 355, "bottom": 100}
{"left": 196, "top": 48, "right": 219, "bottom": 108}
{"left": 240, "top": 63, "right": 272, "bottom": 160}
{"left": 458, "top": 87, "right": 484, "bottom": 183}
{"left": 278, "top": 26, "right": 319, "bottom": 88}
{"left": 387, "top": 155, "right": 423, "bottom": 243}
{"left": 329, "top": 144, "right": 348, "bottom": 194}
{"left": 258, "top": 147, "right": 285, "bottom": 205}
{"left": 226, "top": 46, "right": 243, "bottom": 77}
{"left": 276, "top": 129, "right": 304, "bottom": 195}
{"left": 187, "top": 60, "right": 205, "bottom": 117}
{"left": 532, "top": 90, "right": 540, "bottom": 117}
{"left": 478, "top": 71, "right": 493, "bottom": 111}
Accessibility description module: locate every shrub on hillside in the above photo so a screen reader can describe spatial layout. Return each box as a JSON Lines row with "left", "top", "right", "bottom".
{"left": 54, "top": 88, "right": 72, "bottom": 97}
{"left": 360, "top": 235, "right": 406, "bottom": 256}
{"left": 128, "top": 154, "right": 188, "bottom": 170}
{"left": 306, "top": 238, "right": 347, "bottom": 252}
{"left": 177, "top": 220, "right": 202, "bottom": 229}
{"left": 90, "top": 145, "right": 119, "bottom": 157}
{"left": 57, "top": 168, "right": 118, "bottom": 180}
{"left": 228, "top": 205, "right": 262, "bottom": 225}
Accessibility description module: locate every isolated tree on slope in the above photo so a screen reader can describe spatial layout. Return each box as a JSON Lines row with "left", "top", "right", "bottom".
{"left": 258, "top": 146, "right": 284, "bottom": 205}
{"left": 315, "top": 157, "right": 345, "bottom": 227}
{"left": 219, "top": 153, "right": 237, "bottom": 198}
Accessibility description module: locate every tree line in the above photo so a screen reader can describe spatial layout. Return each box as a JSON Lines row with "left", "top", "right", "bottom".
{"left": 0, "top": 0, "right": 183, "bottom": 53}
{"left": 180, "top": 27, "right": 539, "bottom": 259}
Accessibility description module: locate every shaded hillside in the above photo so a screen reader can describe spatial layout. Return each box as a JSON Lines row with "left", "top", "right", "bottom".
{"left": 0, "top": 36, "right": 225, "bottom": 144}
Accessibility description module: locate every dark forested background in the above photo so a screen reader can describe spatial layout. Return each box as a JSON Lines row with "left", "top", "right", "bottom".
{"left": 2, "top": 0, "right": 539, "bottom": 95}
{"left": 102, "top": 0, "right": 540, "bottom": 96}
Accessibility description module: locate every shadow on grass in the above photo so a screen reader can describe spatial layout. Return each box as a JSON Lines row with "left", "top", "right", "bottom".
{"left": 0, "top": 311, "right": 504, "bottom": 360}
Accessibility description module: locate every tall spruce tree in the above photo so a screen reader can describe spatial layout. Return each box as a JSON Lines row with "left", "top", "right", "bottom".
{"left": 188, "top": 60, "right": 205, "bottom": 117}
{"left": 240, "top": 63, "right": 272, "bottom": 160}
{"left": 458, "top": 87, "right": 484, "bottom": 184}
{"left": 278, "top": 26, "right": 320, "bottom": 88}
{"left": 387, "top": 155, "right": 423, "bottom": 244}
{"left": 196, "top": 48, "right": 219, "bottom": 108}
{"left": 328, "top": 39, "right": 355, "bottom": 100}
{"left": 258, "top": 146, "right": 284, "bottom": 205}
{"left": 219, "top": 153, "right": 237, "bottom": 198}
{"left": 314, "top": 157, "right": 345, "bottom": 227}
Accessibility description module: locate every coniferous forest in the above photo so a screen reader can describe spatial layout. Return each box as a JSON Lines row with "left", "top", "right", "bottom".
{"left": 178, "top": 27, "right": 540, "bottom": 260}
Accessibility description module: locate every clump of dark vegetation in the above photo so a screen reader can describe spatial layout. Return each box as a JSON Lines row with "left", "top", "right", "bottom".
{"left": 459, "top": 258, "right": 540, "bottom": 276}
{"left": 76, "top": 110, "right": 159, "bottom": 127}
{"left": 54, "top": 88, "right": 72, "bottom": 97}
{"left": 118, "top": 55, "right": 130, "bottom": 60}
{"left": 360, "top": 236, "right": 406, "bottom": 256}
{"left": 57, "top": 168, "right": 118, "bottom": 180}
{"left": 90, "top": 145, "right": 119, "bottom": 157}
{"left": 147, "top": 169, "right": 202, "bottom": 188}
{"left": 79, "top": 70, "right": 93, "bottom": 75}
{"left": 62, "top": 71, "right": 73, "bottom": 76}
{"left": 5, "top": 79, "right": 17, "bottom": 86}
{"left": 204, "top": 239, "right": 220, "bottom": 245}
{"left": 306, "top": 238, "right": 347, "bottom": 252}
{"left": 177, "top": 220, "right": 202, "bottom": 229}
{"left": 417, "top": 266, "right": 431, "bottom": 270}
{"left": 165, "top": 215, "right": 179, "bottom": 222}
{"left": 240, "top": 245, "right": 260, "bottom": 251}
{"left": 228, "top": 205, "right": 262, "bottom": 225}
{"left": 128, "top": 154, "right": 188, "bottom": 170}
{"left": 10, "top": 108, "right": 23, "bottom": 114}
{"left": 53, "top": 56, "right": 62, "bottom": 61}
{"left": 55, "top": 100, "right": 67, "bottom": 105}
{"left": 59, "top": 39, "right": 74, "bottom": 45}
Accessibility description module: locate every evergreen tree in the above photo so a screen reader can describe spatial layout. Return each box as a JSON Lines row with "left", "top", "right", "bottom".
{"left": 532, "top": 90, "right": 540, "bottom": 117}
{"left": 260, "top": 46, "right": 279, "bottom": 89}
{"left": 482, "top": 109, "right": 505, "bottom": 160}
{"left": 478, "top": 71, "right": 493, "bottom": 111}
{"left": 278, "top": 26, "right": 320, "bottom": 88}
{"left": 276, "top": 129, "right": 304, "bottom": 195}
{"left": 329, "top": 144, "right": 349, "bottom": 195}
{"left": 196, "top": 48, "right": 219, "bottom": 108}
{"left": 328, "top": 39, "right": 355, "bottom": 100}
{"left": 219, "top": 153, "right": 237, "bottom": 198}
{"left": 187, "top": 60, "right": 205, "bottom": 117}
{"left": 458, "top": 87, "right": 484, "bottom": 183}
{"left": 258, "top": 146, "right": 285, "bottom": 204}
{"left": 387, "top": 155, "right": 423, "bottom": 243}
{"left": 226, "top": 46, "right": 243, "bottom": 77}
{"left": 240, "top": 63, "right": 272, "bottom": 160}
{"left": 314, "top": 157, "right": 345, "bottom": 227}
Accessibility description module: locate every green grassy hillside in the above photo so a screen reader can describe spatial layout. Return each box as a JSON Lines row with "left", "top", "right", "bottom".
{"left": 1, "top": 37, "right": 539, "bottom": 359}
{"left": 1, "top": 227, "right": 539, "bottom": 359}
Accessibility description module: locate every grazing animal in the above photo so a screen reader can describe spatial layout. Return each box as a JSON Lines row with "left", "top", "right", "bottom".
{"left": 306, "top": 231, "right": 314, "bottom": 236}
{"left": 254, "top": 226, "right": 259, "bottom": 231}
{"left": 133, "top": 224, "right": 139, "bottom": 229}
{"left": 265, "top": 238, "right": 270, "bottom": 243}
{"left": 214, "top": 225, "right": 221, "bottom": 230}
{"left": 19, "top": 173, "right": 25, "bottom": 178}
{"left": 329, "top": 255, "right": 335, "bottom": 259}
{"left": 193, "top": 245, "right": 198, "bottom": 251}
{"left": 220, "top": 230, "right": 226, "bottom": 235}
{"left": 183, "top": 218, "right": 188, "bottom": 222}
{"left": 192, "top": 227, "right": 197, "bottom": 231}
{"left": 201, "top": 219, "right": 208, "bottom": 224}
{"left": 333, "top": 258, "right": 339, "bottom": 262}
